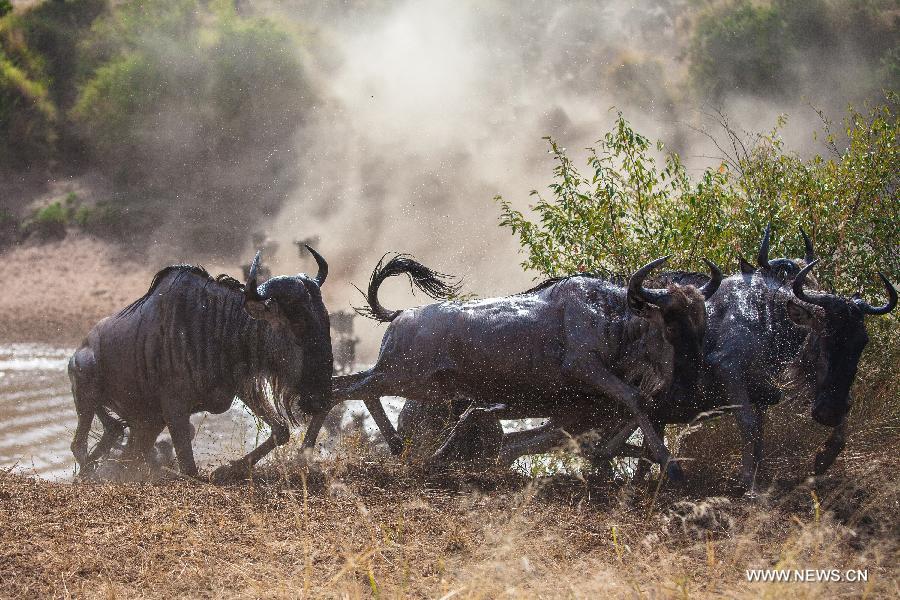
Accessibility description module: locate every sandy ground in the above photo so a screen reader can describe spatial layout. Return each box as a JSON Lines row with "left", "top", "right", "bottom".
{"left": 1, "top": 448, "right": 897, "bottom": 599}
{"left": 0, "top": 236, "right": 156, "bottom": 344}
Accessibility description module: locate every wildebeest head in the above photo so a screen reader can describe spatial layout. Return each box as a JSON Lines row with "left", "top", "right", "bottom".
{"left": 738, "top": 224, "right": 816, "bottom": 283}
{"left": 786, "top": 260, "right": 897, "bottom": 427}
{"left": 243, "top": 246, "right": 334, "bottom": 413}
{"left": 628, "top": 256, "right": 723, "bottom": 377}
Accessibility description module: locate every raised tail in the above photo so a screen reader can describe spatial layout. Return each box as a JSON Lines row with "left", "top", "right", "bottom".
{"left": 355, "top": 254, "right": 462, "bottom": 322}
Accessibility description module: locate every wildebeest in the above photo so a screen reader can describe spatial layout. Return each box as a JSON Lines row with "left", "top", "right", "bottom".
{"left": 68, "top": 248, "right": 333, "bottom": 481}
{"left": 499, "top": 226, "right": 897, "bottom": 490}
{"left": 690, "top": 252, "right": 896, "bottom": 487}
{"left": 649, "top": 227, "right": 896, "bottom": 487}
{"left": 308, "top": 253, "right": 722, "bottom": 479}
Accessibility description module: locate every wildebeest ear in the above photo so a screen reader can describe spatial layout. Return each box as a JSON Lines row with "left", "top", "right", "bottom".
{"left": 244, "top": 298, "right": 291, "bottom": 327}
{"left": 738, "top": 255, "right": 755, "bottom": 274}
{"left": 786, "top": 300, "right": 818, "bottom": 328}
{"left": 628, "top": 295, "right": 654, "bottom": 317}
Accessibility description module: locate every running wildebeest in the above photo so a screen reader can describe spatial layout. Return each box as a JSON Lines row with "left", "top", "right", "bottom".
{"left": 306, "top": 253, "right": 723, "bottom": 479}
{"left": 498, "top": 226, "right": 896, "bottom": 490}
{"left": 68, "top": 247, "right": 333, "bottom": 481}
{"left": 644, "top": 227, "right": 896, "bottom": 487}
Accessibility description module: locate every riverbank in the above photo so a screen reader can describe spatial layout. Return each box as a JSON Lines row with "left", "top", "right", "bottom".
{"left": 1, "top": 449, "right": 897, "bottom": 599}
{"left": 0, "top": 236, "right": 154, "bottom": 344}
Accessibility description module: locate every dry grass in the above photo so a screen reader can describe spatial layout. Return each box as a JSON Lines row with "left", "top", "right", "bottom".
{"left": 1, "top": 436, "right": 897, "bottom": 599}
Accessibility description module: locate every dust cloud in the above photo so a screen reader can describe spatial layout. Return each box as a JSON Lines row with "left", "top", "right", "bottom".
{"left": 231, "top": 1, "right": 882, "bottom": 360}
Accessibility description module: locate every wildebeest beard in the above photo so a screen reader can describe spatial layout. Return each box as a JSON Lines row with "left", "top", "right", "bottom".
{"left": 777, "top": 332, "right": 819, "bottom": 407}
{"left": 293, "top": 316, "right": 334, "bottom": 416}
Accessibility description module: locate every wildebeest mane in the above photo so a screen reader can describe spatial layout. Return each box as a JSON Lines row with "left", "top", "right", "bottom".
{"left": 516, "top": 272, "right": 608, "bottom": 296}
{"left": 118, "top": 264, "right": 244, "bottom": 318}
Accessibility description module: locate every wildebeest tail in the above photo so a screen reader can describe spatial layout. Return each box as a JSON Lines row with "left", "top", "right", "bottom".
{"left": 355, "top": 254, "right": 462, "bottom": 322}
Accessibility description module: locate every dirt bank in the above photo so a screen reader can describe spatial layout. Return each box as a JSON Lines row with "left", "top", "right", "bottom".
{"left": 0, "top": 235, "right": 250, "bottom": 345}
{"left": 1, "top": 450, "right": 897, "bottom": 599}
{"left": 0, "top": 236, "right": 153, "bottom": 344}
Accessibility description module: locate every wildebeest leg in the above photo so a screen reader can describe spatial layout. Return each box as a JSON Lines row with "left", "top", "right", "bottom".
{"left": 71, "top": 409, "right": 94, "bottom": 476}
{"left": 300, "top": 405, "right": 333, "bottom": 451}
{"left": 564, "top": 360, "right": 681, "bottom": 480}
{"left": 165, "top": 412, "right": 200, "bottom": 478}
{"left": 735, "top": 401, "right": 765, "bottom": 491}
{"left": 589, "top": 418, "right": 639, "bottom": 464}
{"left": 496, "top": 415, "right": 583, "bottom": 467}
{"left": 814, "top": 416, "right": 847, "bottom": 475}
{"left": 68, "top": 348, "right": 100, "bottom": 476}
{"left": 498, "top": 427, "right": 568, "bottom": 467}
{"left": 121, "top": 422, "right": 165, "bottom": 475}
{"left": 364, "top": 398, "right": 405, "bottom": 455}
{"left": 85, "top": 408, "right": 126, "bottom": 469}
{"left": 633, "top": 420, "right": 664, "bottom": 482}
{"left": 212, "top": 395, "right": 289, "bottom": 483}
{"left": 332, "top": 371, "right": 404, "bottom": 454}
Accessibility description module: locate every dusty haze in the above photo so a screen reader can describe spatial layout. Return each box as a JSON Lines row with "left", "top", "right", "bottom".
{"left": 255, "top": 0, "right": 857, "bottom": 361}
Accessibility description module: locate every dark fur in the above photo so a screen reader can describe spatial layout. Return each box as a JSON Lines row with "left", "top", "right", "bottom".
{"left": 331, "top": 255, "right": 712, "bottom": 476}
{"left": 69, "top": 264, "right": 333, "bottom": 479}
{"left": 355, "top": 254, "right": 462, "bottom": 322}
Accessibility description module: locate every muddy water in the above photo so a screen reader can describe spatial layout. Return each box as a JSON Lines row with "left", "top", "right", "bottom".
{"left": 0, "top": 343, "right": 541, "bottom": 481}
{"left": 0, "top": 343, "right": 394, "bottom": 480}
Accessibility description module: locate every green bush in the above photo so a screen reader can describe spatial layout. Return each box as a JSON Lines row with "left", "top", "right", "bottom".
{"left": 0, "top": 0, "right": 107, "bottom": 164}
{"left": 73, "top": 200, "right": 126, "bottom": 236}
{"left": 67, "top": 0, "right": 311, "bottom": 244}
{"left": 24, "top": 201, "right": 68, "bottom": 239}
{"left": 688, "top": 0, "right": 898, "bottom": 102}
{"left": 497, "top": 97, "right": 899, "bottom": 419}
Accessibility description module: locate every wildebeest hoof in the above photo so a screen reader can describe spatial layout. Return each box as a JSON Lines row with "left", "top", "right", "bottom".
{"left": 813, "top": 450, "right": 837, "bottom": 476}
{"left": 665, "top": 462, "right": 685, "bottom": 482}
{"left": 388, "top": 437, "right": 405, "bottom": 456}
{"left": 211, "top": 462, "right": 251, "bottom": 484}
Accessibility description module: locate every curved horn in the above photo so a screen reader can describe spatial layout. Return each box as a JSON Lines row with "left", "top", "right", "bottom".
{"left": 853, "top": 272, "right": 897, "bottom": 316}
{"left": 738, "top": 254, "right": 755, "bottom": 274}
{"left": 305, "top": 244, "right": 328, "bottom": 287}
{"left": 757, "top": 223, "right": 771, "bottom": 269}
{"left": 245, "top": 251, "right": 262, "bottom": 301}
{"left": 791, "top": 259, "right": 829, "bottom": 307}
{"left": 627, "top": 255, "right": 671, "bottom": 307}
{"left": 799, "top": 226, "right": 815, "bottom": 264}
{"left": 698, "top": 258, "right": 723, "bottom": 299}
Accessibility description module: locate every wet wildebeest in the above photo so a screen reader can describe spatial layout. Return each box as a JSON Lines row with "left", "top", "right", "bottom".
{"left": 636, "top": 227, "right": 895, "bottom": 488}
{"left": 307, "top": 253, "right": 722, "bottom": 479}
{"left": 68, "top": 248, "right": 333, "bottom": 481}
{"left": 512, "top": 226, "right": 895, "bottom": 490}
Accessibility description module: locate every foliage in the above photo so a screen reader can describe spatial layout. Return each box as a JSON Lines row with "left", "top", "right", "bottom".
{"left": 0, "top": 1, "right": 311, "bottom": 250}
{"left": 65, "top": 0, "right": 311, "bottom": 249}
{"left": 23, "top": 200, "right": 67, "bottom": 239}
{"left": 0, "top": 45, "right": 57, "bottom": 164}
{"left": 688, "top": 0, "right": 899, "bottom": 102}
{"left": 0, "top": 0, "right": 106, "bottom": 163}
{"left": 498, "top": 98, "right": 899, "bottom": 415}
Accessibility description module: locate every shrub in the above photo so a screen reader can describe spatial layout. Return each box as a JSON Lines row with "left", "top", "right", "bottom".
{"left": 687, "top": 0, "right": 898, "bottom": 103}
{"left": 68, "top": 0, "right": 312, "bottom": 246}
{"left": 73, "top": 200, "right": 127, "bottom": 237}
{"left": 0, "top": 208, "right": 17, "bottom": 246}
{"left": 0, "top": 0, "right": 107, "bottom": 164}
{"left": 24, "top": 201, "right": 68, "bottom": 239}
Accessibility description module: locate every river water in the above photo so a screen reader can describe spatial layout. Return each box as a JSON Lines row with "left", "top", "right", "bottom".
{"left": 0, "top": 343, "right": 560, "bottom": 481}
{"left": 0, "top": 343, "right": 411, "bottom": 480}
